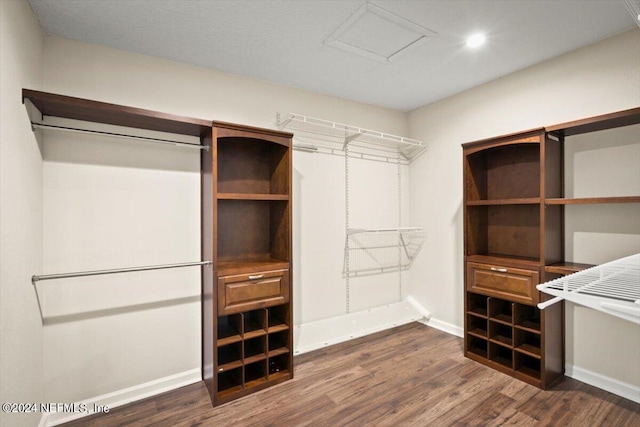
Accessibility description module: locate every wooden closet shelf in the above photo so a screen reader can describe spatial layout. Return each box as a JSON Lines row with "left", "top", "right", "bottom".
{"left": 217, "top": 193, "right": 289, "bottom": 201}
{"left": 545, "top": 262, "right": 595, "bottom": 276}
{"left": 268, "top": 348, "right": 290, "bottom": 358}
{"left": 546, "top": 107, "right": 640, "bottom": 136}
{"left": 545, "top": 196, "right": 640, "bottom": 205}
{"left": 23, "top": 89, "right": 210, "bottom": 137}
{"left": 515, "top": 344, "right": 542, "bottom": 358}
{"left": 467, "top": 198, "right": 540, "bottom": 206}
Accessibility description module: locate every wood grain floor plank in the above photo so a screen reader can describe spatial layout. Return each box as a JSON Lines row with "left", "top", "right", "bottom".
{"left": 60, "top": 323, "right": 640, "bottom": 427}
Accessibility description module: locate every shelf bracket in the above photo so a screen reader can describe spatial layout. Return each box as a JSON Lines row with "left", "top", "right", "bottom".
{"left": 343, "top": 132, "right": 362, "bottom": 151}
{"left": 537, "top": 296, "right": 563, "bottom": 310}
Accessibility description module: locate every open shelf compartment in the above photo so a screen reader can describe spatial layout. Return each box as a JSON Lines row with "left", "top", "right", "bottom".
{"left": 217, "top": 137, "right": 289, "bottom": 195}
{"left": 217, "top": 199, "right": 290, "bottom": 268}
{"left": 465, "top": 204, "right": 541, "bottom": 260}
{"left": 217, "top": 368, "right": 243, "bottom": 396}
{"left": 217, "top": 314, "right": 242, "bottom": 346}
{"left": 465, "top": 142, "right": 541, "bottom": 202}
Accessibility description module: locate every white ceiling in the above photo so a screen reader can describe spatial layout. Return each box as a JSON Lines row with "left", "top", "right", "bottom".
{"left": 28, "top": 0, "right": 637, "bottom": 112}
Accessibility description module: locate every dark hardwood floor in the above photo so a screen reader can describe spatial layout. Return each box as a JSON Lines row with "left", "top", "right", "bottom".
{"left": 63, "top": 323, "right": 639, "bottom": 426}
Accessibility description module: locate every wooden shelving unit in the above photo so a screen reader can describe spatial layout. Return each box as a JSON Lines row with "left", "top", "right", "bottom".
{"left": 202, "top": 121, "right": 294, "bottom": 406}
{"left": 462, "top": 106, "right": 640, "bottom": 388}
{"left": 463, "top": 129, "right": 564, "bottom": 389}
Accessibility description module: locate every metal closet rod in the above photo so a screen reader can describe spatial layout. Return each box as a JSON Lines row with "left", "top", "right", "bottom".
{"left": 32, "top": 261, "right": 212, "bottom": 284}
{"left": 31, "top": 122, "right": 208, "bottom": 150}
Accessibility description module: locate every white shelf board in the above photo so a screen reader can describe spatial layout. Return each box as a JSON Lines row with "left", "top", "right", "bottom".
{"left": 538, "top": 253, "right": 640, "bottom": 324}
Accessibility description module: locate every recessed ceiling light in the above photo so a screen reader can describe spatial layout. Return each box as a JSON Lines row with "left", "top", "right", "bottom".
{"left": 466, "top": 33, "right": 486, "bottom": 48}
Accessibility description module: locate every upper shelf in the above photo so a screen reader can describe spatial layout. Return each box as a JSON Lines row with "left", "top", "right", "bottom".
{"left": 546, "top": 107, "right": 640, "bottom": 137}
{"left": 276, "top": 113, "right": 427, "bottom": 164}
{"left": 23, "top": 89, "right": 211, "bottom": 137}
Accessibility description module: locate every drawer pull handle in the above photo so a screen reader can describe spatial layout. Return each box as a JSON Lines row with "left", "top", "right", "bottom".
{"left": 248, "top": 274, "right": 264, "bottom": 280}
{"left": 490, "top": 267, "right": 507, "bottom": 273}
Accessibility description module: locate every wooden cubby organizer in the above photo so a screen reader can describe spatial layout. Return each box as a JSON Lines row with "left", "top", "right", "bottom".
{"left": 463, "top": 107, "right": 640, "bottom": 388}
{"left": 202, "top": 122, "right": 294, "bottom": 406}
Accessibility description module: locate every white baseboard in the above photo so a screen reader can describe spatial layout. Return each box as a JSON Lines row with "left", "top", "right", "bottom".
{"left": 294, "top": 300, "right": 425, "bottom": 355}
{"left": 39, "top": 368, "right": 201, "bottom": 427}
{"left": 418, "top": 316, "right": 464, "bottom": 337}
{"left": 565, "top": 364, "right": 640, "bottom": 404}
{"left": 293, "top": 297, "right": 465, "bottom": 355}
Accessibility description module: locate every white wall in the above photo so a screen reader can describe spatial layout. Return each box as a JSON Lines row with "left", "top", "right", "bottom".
{"left": 408, "top": 29, "right": 640, "bottom": 389}
{"left": 0, "top": 1, "right": 44, "bottom": 426}
{"left": 39, "top": 35, "right": 408, "bottom": 404}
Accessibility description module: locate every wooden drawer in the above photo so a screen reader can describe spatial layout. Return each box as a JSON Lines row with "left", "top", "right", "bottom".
{"left": 467, "top": 262, "right": 539, "bottom": 305}
{"left": 218, "top": 269, "right": 289, "bottom": 315}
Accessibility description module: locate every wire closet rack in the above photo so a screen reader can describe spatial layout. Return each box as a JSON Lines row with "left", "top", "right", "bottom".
{"left": 537, "top": 253, "right": 640, "bottom": 324}
{"left": 277, "top": 112, "right": 428, "bottom": 312}
{"left": 343, "top": 228, "right": 427, "bottom": 277}
{"left": 276, "top": 113, "right": 427, "bottom": 164}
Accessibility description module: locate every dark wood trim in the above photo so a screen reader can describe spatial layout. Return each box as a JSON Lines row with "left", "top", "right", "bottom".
{"left": 22, "top": 89, "right": 211, "bottom": 137}
{"left": 541, "top": 299, "right": 564, "bottom": 389}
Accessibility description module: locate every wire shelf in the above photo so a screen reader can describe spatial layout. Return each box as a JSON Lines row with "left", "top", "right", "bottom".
{"left": 537, "top": 253, "right": 640, "bottom": 324}
{"left": 343, "top": 228, "right": 426, "bottom": 277}
{"left": 276, "top": 113, "right": 427, "bottom": 164}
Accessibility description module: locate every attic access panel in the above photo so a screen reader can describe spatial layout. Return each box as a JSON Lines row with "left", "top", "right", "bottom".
{"left": 324, "top": 2, "right": 437, "bottom": 63}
